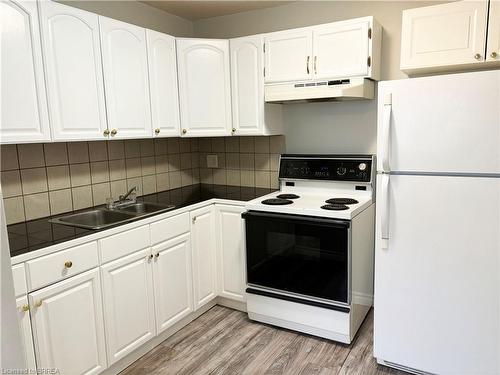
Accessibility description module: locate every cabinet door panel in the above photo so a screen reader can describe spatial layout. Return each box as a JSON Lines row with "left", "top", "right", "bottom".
{"left": 16, "top": 296, "right": 36, "bottom": 370}
{"left": 30, "top": 269, "right": 106, "bottom": 375}
{"left": 101, "top": 249, "right": 155, "bottom": 364}
{"left": 152, "top": 233, "right": 193, "bottom": 333}
{"left": 230, "top": 35, "right": 264, "bottom": 136}
{"left": 400, "top": 1, "right": 488, "bottom": 70}
{"left": 0, "top": 0, "right": 50, "bottom": 143}
{"left": 147, "top": 30, "right": 181, "bottom": 137}
{"left": 216, "top": 205, "right": 246, "bottom": 302}
{"left": 313, "top": 20, "right": 370, "bottom": 79}
{"left": 100, "top": 17, "right": 152, "bottom": 139}
{"left": 176, "top": 39, "right": 232, "bottom": 137}
{"left": 264, "top": 29, "right": 313, "bottom": 83}
{"left": 190, "top": 206, "right": 217, "bottom": 309}
{"left": 487, "top": 0, "right": 500, "bottom": 62}
{"left": 39, "top": 1, "right": 107, "bottom": 141}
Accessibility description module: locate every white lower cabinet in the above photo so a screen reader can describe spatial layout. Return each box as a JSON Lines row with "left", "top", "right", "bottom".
{"left": 100, "top": 248, "right": 156, "bottom": 365}
{"left": 16, "top": 296, "right": 36, "bottom": 370}
{"left": 190, "top": 206, "right": 217, "bottom": 310}
{"left": 215, "top": 205, "right": 246, "bottom": 302}
{"left": 29, "top": 268, "right": 107, "bottom": 375}
{"left": 152, "top": 233, "right": 193, "bottom": 334}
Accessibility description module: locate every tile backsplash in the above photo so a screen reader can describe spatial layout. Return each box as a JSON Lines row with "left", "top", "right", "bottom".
{"left": 0, "top": 136, "right": 285, "bottom": 224}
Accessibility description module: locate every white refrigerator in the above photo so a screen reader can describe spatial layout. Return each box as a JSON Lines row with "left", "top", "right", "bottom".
{"left": 374, "top": 70, "right": 500, "bottom": 374}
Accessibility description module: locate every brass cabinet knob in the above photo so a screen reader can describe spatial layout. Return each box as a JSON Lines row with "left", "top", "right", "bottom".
{"left": 491, "top": 51, "right": 498, "bottom": 59}
{"left": 103, "top": 129, "right": 110, "bottom": 137}
{"left": 192, "top": 216, "right": 196, "bottom": 223}
{"left": 232, "top": 128, "right": 236, "bottom": 133}
{"left": 474, "top": 53, "right": 482, "bottom": 60}
{"left": 34, "top": 300, "right": 43, "bottom": 308}
{"left": 64, "top": 261, "right": 73, "bottom": 268}
{"left": 182, "top": 129, "right": 187, "bottom": 134}
{"left": 155, "top": 253, "right": 159, "bottom": 258}
{"left": 154, "top": 128, "right": 160, "bottom": 134}
{"left": 110, "top": 129, "right": 117, "bottom": 136}
{"left": 21, "top": 304, "right": 29, "bottom": 312}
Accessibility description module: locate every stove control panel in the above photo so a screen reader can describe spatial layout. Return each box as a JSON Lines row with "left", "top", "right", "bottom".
{"left": 279, "top": 155, "right": 373, "bottom": 182}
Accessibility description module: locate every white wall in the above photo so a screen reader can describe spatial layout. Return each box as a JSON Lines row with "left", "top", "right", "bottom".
{"left": 194, "top": 1, "right": 447, "bottom": 154}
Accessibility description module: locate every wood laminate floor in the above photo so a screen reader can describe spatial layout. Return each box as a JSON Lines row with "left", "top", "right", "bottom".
{"left": 120, "top": 306, "right": 408, "bottom": 375}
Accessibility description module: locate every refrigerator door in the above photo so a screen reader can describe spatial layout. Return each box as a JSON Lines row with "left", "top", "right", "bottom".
{"left": 377, "top": 70, "right": 500, "bottom": 174}
{"left": 374, "top": 174, "right": 500, "bottom": 374}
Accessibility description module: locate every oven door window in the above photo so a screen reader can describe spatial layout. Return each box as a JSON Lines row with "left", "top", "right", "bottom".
{"left": 244, "top": 211, "right": 349, "bottom": 304}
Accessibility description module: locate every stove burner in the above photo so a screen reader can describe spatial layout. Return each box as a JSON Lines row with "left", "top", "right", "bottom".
{"left": 325, "top": 198, "right": 359, "bottom": 205}
{"left": 262, "top": 198, "right": 294, "bottom": 205}
{"left": 276, "top": 194, "right": 300, "bottom": 200}
{"left": 321, "top": 204, "right": 349, "bottom": 211}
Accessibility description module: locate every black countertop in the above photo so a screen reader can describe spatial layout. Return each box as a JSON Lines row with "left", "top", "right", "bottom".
{"left": 8, "top": 184, "right": 276, "bottom": 258}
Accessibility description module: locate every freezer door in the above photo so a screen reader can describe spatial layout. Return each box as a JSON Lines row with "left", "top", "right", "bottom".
{"left": 377, "top": 70, "right": 500, "bottom": 174}
{"left": 374, "top": 174, "right": 500, "bottom": 374}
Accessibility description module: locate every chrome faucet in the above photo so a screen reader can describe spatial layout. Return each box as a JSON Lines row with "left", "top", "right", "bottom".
{"left": 119, "top": 186, "right": 137, "bottom": 203}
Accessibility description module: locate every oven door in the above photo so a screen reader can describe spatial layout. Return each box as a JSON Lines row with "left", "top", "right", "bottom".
{"left": 243, "top": 210, "right": 351, "bottom": 306}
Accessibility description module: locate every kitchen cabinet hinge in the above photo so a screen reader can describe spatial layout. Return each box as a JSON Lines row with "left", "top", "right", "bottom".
{"left": 263, "top": 44, "right": 266, "bottom": 53}
{"left": 263, "top": 67, "right": 265, "bottom": 77}
{"left": 367, "top": 56, "right": 371, "bottom": 67}
{"left": 368, "top": 28, "right": 372, "bottom": 39}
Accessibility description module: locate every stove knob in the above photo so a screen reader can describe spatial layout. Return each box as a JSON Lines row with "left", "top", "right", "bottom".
{"left": 358, "top": 163, "right": 367, "bottom": 171}
{"left": 337, "top": 167, "right": 347, "bottom": 176}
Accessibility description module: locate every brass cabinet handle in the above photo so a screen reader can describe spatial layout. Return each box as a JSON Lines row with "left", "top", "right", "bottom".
{"left": 155, "top": 253, "right": 159, "bottom": 258}
{"left": 232, "top": 128, "right": 236, "bottom": 133}
{"left": 110, "top": 129, "right": 117, "bottom": 136}
{"left": 474, "top": 53, "right": 482, "bottom": 60}
{"left": 64, "top": 261, "right": 73, "bottom": 268}
{"left": 491, "top": 52, "right": 498, "bottom": 59}
{"left": 34, "top": 300, "right": 43, "bottom": 308}
{"left": 306, "top": 56, "right": 310, "bottom": 74}
{"left": 154, "top": 128, "right": 160, "bottom": 134}
{"left": 21, "top": 304, "right": 29, "bottom": 312}
{"left": 182, "top": 129, "right": 187, "bottom": 134}
{"left": 103, "top": 129, "right": 110, "bottom": 137}
{"left": 314, "top": 56, "right": 317, "bottom": 74}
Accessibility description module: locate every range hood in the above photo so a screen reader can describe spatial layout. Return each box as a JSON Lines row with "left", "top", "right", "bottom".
{"left": 264, "top": 77, "right": 375, "bottom": 103}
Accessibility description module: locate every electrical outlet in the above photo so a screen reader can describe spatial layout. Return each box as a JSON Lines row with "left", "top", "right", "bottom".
{"left": 207, "top": 154, "right": 218, "bottom": 168}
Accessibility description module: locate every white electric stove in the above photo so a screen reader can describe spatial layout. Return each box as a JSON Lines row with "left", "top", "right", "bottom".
{"left": 243, "top": 155, "right": 375, "bottom": 344}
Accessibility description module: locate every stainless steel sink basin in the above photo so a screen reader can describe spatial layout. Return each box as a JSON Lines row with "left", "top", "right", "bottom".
{"left": 115, "top": 202, "right": 175, "bottom": 215}
{"left": 50, "top": 209, "right": 137, "bottom": 230}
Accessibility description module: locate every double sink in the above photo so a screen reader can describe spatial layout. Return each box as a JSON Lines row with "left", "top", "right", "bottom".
{"left": 50, "top": 202, "right": 175, "bottom": 230}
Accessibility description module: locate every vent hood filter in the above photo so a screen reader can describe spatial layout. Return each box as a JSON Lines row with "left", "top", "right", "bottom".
{"left": 264, "top": 77, "right": 375, "bottom": 103}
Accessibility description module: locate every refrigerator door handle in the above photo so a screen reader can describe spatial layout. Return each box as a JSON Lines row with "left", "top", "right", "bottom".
{"left": 380, "top": 174, "right": 390, "bottom": 248}
{"left": 380, "top": 94, "right": 392, "bottom": 172}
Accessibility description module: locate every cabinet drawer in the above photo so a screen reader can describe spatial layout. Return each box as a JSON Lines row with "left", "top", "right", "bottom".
{"left": 99, "top": 225, "right": 150, "bottom": 263}
{"left": 26, "top": 242, "right": 98, "bottom": 291}
{"left": 12, "top": 263, "right": 27, "bottom": 297}
{"left": 150, "top": 212, "right": 190, "bottom": 245}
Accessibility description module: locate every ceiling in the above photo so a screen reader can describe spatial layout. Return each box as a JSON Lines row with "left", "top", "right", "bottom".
{"left": 142, "top": 1, "right": 294, "bottom": 21}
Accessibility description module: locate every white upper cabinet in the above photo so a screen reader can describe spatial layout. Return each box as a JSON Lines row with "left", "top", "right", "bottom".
{"left": 176, "top": 39, "right": 232, "bottom": 137}
{"left": 264, "top": 28, "right": 313, "bottom": 83}
{"left": 146, "top": 30, "right": 181, "bottom": 138}
{"left": 30, "top": 269, "right": 107, "bottom": 375}
{"left": 400, "top": 1, "right": 489, "bottom": 73}
{"left": 0, "top": 0, "right": 51, "bottom": 144}
{"left": 39, "top": 1, "right": 108, "bottom": 142}
{"left": 99, "top": 16, "right": 152, "bottom": 139}
{"left": 486, "top": 0, "right": 500, "bottom": 62}
{"left": 313, "top": 18, "right": 371, "bottom": 79}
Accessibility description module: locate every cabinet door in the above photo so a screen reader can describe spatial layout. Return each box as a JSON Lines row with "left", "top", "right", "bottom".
{"left": 230, "top": 35, "right": 264, "bottom": 136}
{"left": 215, "top": 205, "right": 246, "bottom": 302}
{"left": 16, "top": 296, "right": 36, "bottom": 370}
{"left": 400, "top": 1, "right": 488, "bottom": 71}
{"left": 486, "top": 0, "right": 500, "bottom": 62}
{"left": 38, "top": 1, "right": 107, "bottom": 142}
{"left": 190, "top": 206, "right": 217, "bottom": 309}
{"left": 313, "top": 19, "right": 370, "bottom": 79}
{"left": 152, "top": 233, "right": 193, "bottom": 334}
{"left": 29, "top": 269, "right": 106, "bottom": 375}
{"left": 146, "top": 30, "right": 181, "bottom": 137}
{"left": 100, "top": 16, "right": 152, "bottom": 139}
{"left": 264, "top": 28, "right": 313, "bottom": 83}
{"left": 101, "top": 249, "right": 155, "bottom": 365}
{"left": 176, "top": 39, "right": 232, "bottom": 137}
{"left": 0, "top": 0, "right": 50, "bottom": 144}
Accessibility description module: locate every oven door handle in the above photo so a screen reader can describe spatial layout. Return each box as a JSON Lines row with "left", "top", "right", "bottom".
{"left": 242, "top": 210, "right": 350, "bottom": 228}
